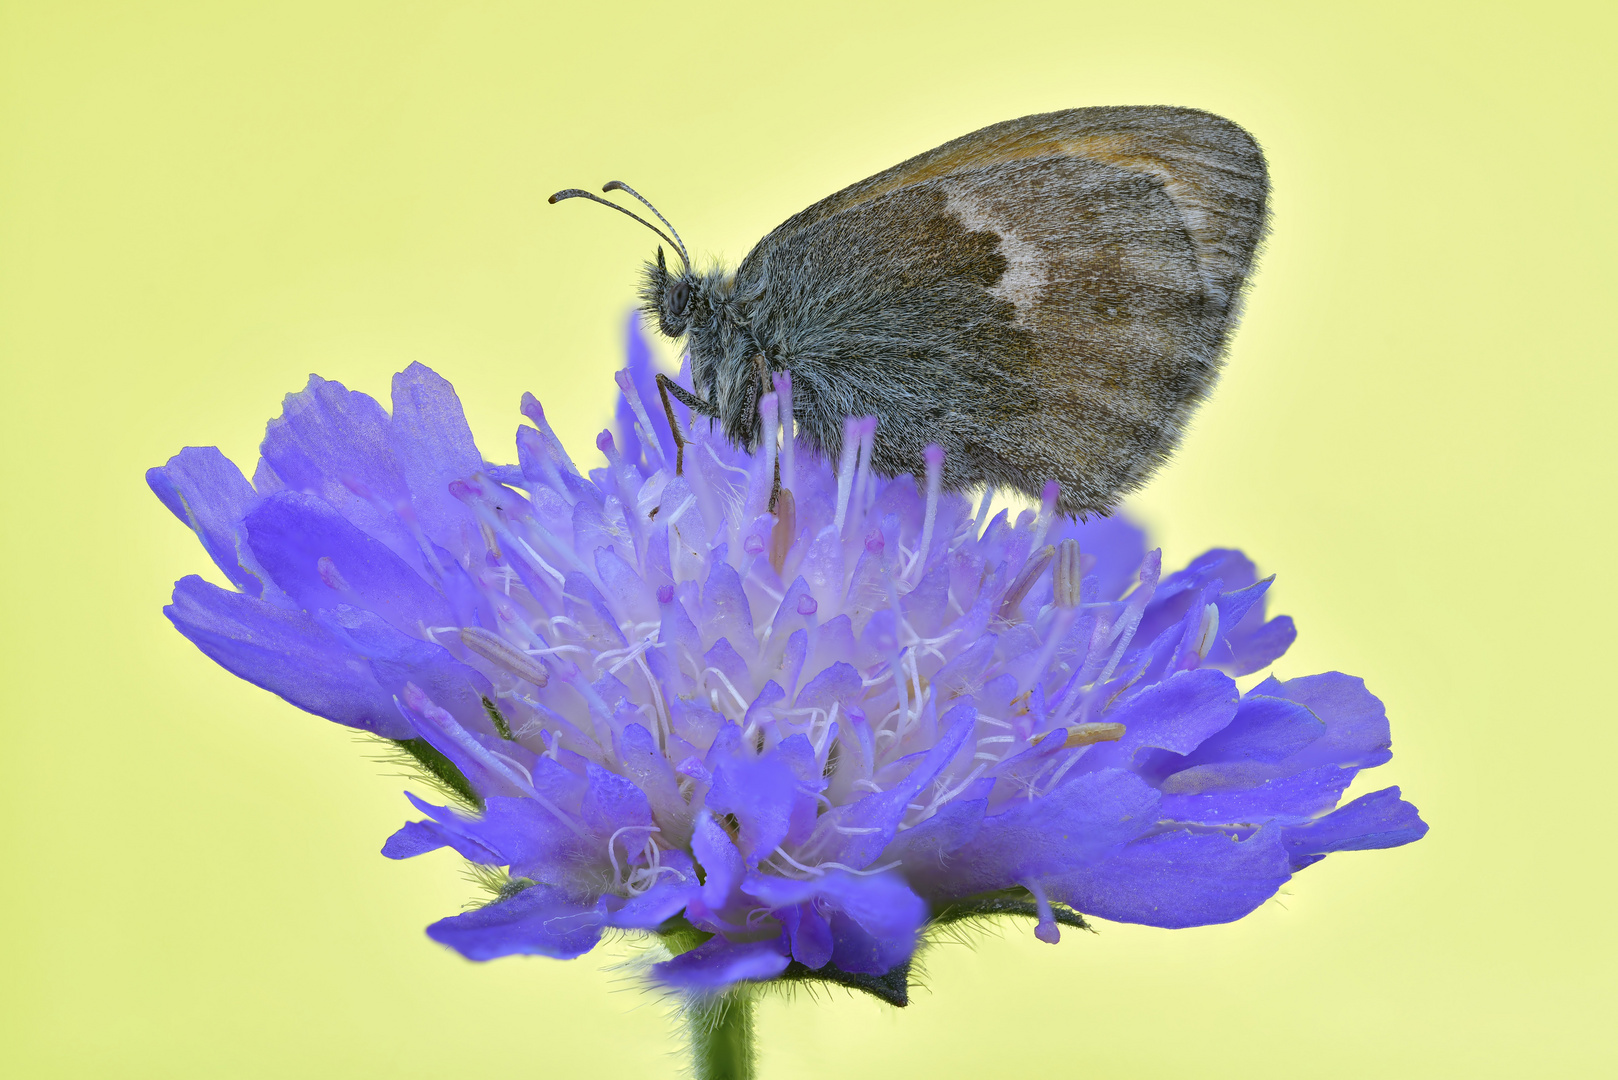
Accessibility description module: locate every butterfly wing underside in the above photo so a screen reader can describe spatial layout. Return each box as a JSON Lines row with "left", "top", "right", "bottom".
{"left": 737, "top": 106, "right": 1269, "bottom": 515}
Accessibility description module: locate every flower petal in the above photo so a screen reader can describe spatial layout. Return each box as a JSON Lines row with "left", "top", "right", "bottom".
{"left": 426, "top": 884, "right": 604, "bottom": 961}
{"left": 165, "top": 575, "right": 411, "bottom": 737}
{"left": 909, "top": 768, "right": 1160, "bottom": 901}
{"left": 606, "top": 850, "right": 700, "bottom": 929}
{"left": 1089, "top": 667, "right": 1241, "bottom": 768}
{"left": 1158, "top": 763, "right": 1359, "bottom": 822}
{"left": 382, "top": 792, "right": 587, "bottom": 872}
{"left": 742, "top": 870, "right": 927, "bottom": 975}
{"left": 705, "top": 740, "right": 799, "bottom": 863}
{"left": 147, "top": 447, "right": 271, "bottom": 596}
{"left": 388, "top": 363, "right": 485, "bottom": 548}
{"left": 257, "top": 375, "right": 419, "bottom": 561}
{"left": 1052, "top": 825, "right": 1294, "bottom": 928}
{"left": 244, "top": 491, "right": 455, "bottom": 634}
{"left": 651, "top": 935, "right": 791, "bottom": 989}
{"left": 802, "top": 703, "right": 977, "bottom": 869}
{"left": 1281, "top": 786, "right": 1429, "bottom": 869}
{"left": 691, "top": 810, "right": 746, "bottom": 912}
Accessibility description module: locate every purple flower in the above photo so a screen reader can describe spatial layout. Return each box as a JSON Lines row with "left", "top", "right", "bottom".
{"left": 150, "top": 318, "right": 1426, "bottom": 1002}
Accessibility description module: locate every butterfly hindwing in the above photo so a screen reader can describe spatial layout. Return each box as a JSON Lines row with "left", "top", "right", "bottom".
{"left": 734, "top": 107, "right": 1268, "bottom": 515}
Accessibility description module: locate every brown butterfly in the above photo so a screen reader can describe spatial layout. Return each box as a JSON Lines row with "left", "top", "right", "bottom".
{"left": 552, "top": 106, "right": 1269, "bottom": 517}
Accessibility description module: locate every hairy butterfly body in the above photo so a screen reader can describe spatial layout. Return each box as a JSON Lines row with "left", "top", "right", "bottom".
{"left": 552, "top": 105, "right": 1268, "bottom": 517}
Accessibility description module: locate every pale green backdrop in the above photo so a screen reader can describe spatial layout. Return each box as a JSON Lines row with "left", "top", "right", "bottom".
{"left": 2, "top": 2, "right": 1612, "bottom": 1076}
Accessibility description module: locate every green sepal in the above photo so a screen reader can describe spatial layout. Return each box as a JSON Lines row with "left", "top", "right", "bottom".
{"left": 389, "top": 736, "right": 483, "bottom": 812}
{"left": 460, "top": 862, "right": 536, "bottom": 904}
{"left": 655, "top": 913, "right": 716, "bottom": 958}
{"left": 778, "top": 958, "right": 912, "bottom": 1007}
{"left": 931, "top": 886, "right": 1093, "bottom": 931}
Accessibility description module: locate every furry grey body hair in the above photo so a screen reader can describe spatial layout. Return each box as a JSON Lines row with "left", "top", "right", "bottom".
{"left": 642, "top": 106, "right": 1269, "bottom": 517}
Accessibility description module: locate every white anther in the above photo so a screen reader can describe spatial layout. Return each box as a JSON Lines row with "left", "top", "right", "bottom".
{"left": 460, "top": 626, "right": 550, "bottom": 687}
{"left": 833, "top": 417, "right": 860, "bottom": 536}
{"left": 1054, "top": 539, "right": 1082, "bottom": 609}
{"left": 1194, "top": 603, "right": 1220, "bottom": 660}
{"left": 999, "top": 545, "right": 1056, "bottom": 621}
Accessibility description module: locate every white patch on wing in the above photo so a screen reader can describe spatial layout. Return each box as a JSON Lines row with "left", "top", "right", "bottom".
{"left": 944, "top": 188, "right": 1048, "bottom": 319}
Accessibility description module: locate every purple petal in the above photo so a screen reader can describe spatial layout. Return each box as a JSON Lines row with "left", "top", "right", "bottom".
{"left": 1064, "top": 514, "right": 1147, "bottom": 601}
{"left": 147, "top": 447, "right": 271, "bottom": 596}
{"left": 743, "top": 869, "right": 927, "bottom": 973}
{"left": 382, "top": 792, "right": 587, "bottom": 872}
{"left": 319, "top": 606, "right": 495, "bottom": 735}
{"left": 244, "top": 491, "right": 455, "bottom": 634}
{"left": 426, "top": 884, "right": 604, "bottom": 960}
{"left": 580, "top": 761, "right": 656, "bottom": 839}
{"left": 691, "top": 810, "right": 746, "bottom": 911}
{"left": 1085, "top": 668, "right": 1240, "bottom": 773}
{"left": 793, "top": 661, "right": 862, "bottom": 713}
{"left": 881, "top": 798, "right": 985, "bottom": 871}
{"left": 607, "top": 850, "right": 699, "bottom": 929}
{"left": 1159, "top": 763, "right": 1358, "bottom": 822}
{"left": 701, "top": 561, "right": 755, "bottom": 656}
{"left": 166, "top": 575, "right": 411, "bottom": 738}
{"left": 615, "top": 314, "right": 677, "bottom": 468}
{"left": 705, "top": 748, "right": 799, "bottom": 863}
{"left": 614, "top": 723, "right": 689, "bottom": 839}
{"left": 1226, "top": 615, "right": 1297, "bottom": 676}
{"left": 257, "top": 375, "right": 419, "bottom": 561}
{"left": 1282, "top": 786, "right": 1429, "bottom": 869}
{"left": 1272, "top": 673, "right": 1394, "bottom": 771}
{"left": 388, "top": 363, "right": 485, "bottom": 548}
{"left": 802, "top": 703, "right": 976, "bottom": 868}
{"left": 651, "top": 936, "right": 791, "bottom": 989}
{"left": 1179, "top": 692, "right": 1326, "bottom": 767}
{"left": 782, "top": 903, "right": 834, "bottom": 969}
{"left": 1052, "top": 825, "right": 1294, "bottom": 928}
{"left": 911, "top": 768, "right": 1160, "bottom": 901}
{"left": 828, "top": 911, "right": 909, "bottom": 975}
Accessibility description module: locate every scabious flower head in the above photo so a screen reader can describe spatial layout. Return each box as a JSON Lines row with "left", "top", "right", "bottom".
{"left": 150, "top": 319, "right": 1426, "bottom": 1001}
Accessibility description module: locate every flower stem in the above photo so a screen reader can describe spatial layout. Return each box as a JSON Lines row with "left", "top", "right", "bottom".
{"left": 685, "top": 989, "right": 756, "bottom": 1080}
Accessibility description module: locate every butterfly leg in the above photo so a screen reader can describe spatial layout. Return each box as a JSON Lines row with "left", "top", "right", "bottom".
{"left": 656, "top": 373, "right": 716, "bottom": 477}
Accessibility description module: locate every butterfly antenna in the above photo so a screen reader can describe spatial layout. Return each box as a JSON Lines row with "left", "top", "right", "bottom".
{"left": 548, "top": 188, "right": 683, "bottom": 259}
{"left": 602, "top": 181, "right": 691, "bottom": 270}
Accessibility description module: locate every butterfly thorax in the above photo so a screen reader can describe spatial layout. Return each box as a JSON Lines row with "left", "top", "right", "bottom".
{"left": 642, "top": 256, "right": 774, "bottom": 452}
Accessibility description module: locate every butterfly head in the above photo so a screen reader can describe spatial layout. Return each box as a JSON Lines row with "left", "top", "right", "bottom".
{"left": 640, "top": 245, "right": 704, "bottom": 338}
{"left": 548, "top": 180, "right": 753, "bottom": 444}
{"left": 549, "top": 180, "right": 704, "bottom": 336}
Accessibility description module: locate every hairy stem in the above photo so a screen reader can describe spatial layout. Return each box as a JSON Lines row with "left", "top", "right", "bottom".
{"left": 685, "top": 989, "right": 756, "bottom": 1080}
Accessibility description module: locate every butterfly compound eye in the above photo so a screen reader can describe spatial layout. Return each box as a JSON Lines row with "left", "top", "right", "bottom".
{"left": 668, "top": 279, "right": 691, "bottom": 317}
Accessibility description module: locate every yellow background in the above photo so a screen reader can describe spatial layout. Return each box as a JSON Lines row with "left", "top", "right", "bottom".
{"left": 3, "top": 2, "right": 1612, "bottom": 1076}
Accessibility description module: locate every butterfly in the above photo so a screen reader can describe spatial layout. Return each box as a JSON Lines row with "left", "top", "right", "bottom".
{"left": 551, "top": 106, "right": 1269, "bottom": 517}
